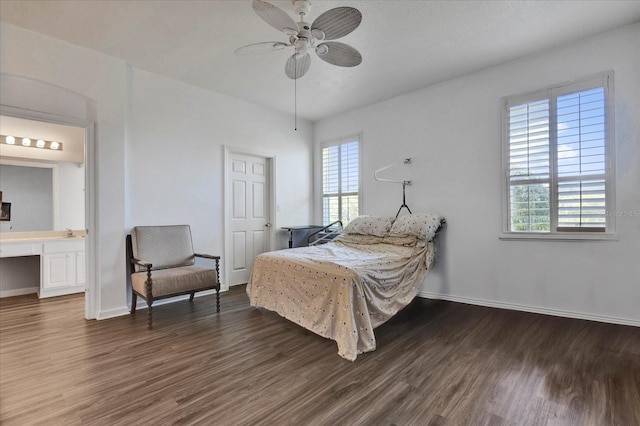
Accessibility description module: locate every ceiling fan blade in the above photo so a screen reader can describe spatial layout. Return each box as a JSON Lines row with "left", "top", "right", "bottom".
{"left": 315, "top": 42, "right": 362, "bottom": 67}
{"left": 234, "top": 42, "right": 288, "bottom": 55}
{"left": 285, "top": 53, "right": 311, "bottom": 79}
{"left": 252, "top": 0, "right": 298, "bottom": 35}
{"left": 311, "top": 7, "right": 362, "bottom": 41}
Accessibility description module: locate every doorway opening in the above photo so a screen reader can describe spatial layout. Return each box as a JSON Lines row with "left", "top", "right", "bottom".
{"left": 0, "top": 107, "right": 96, "bottom": 319}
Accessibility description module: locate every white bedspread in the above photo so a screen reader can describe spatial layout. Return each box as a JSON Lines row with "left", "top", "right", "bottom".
{"left": 246, "top": 238, "right": 436, "bottom": 361}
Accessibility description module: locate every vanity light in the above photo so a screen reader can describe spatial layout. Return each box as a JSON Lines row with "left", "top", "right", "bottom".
{"left": 0, "top": 134, "right": 63, "bottom": 151}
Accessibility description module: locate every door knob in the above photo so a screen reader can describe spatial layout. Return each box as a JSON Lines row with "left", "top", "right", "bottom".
{"left": 265, "top": 223, "right": 272, "bottom": 227}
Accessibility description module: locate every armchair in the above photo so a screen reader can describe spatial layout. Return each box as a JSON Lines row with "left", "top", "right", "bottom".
{"left": 127, "top": 225, "right": 220, "bottom": 329}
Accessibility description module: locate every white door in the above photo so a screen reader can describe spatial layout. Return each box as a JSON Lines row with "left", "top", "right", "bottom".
{"left": 228, "top": 153, "right": 271, "bottom": 286}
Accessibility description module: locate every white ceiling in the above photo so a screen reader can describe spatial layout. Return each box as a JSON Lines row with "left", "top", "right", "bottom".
{"left": 1, "top": 1, "right": 639, "bottom": 122}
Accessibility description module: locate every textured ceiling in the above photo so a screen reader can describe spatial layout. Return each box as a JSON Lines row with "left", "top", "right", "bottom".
{"left": 1, "top": 1, "right": 639, "bottom": 122}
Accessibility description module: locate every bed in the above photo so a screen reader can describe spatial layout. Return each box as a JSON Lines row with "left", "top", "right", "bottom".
{"left": 246, "top": 213, "right": 445, "bottom": 361}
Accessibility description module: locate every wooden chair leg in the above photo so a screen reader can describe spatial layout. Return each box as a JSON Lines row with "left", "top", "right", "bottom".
{"left": 147, "top": 300, "right": 153, "bottom": 330}
{"left": 131, "top": 292, "right": 137, "bottom": 313}
{"left": 189, "top": 292, "right": 195, "bottom": 302}
{"left": 216, "top": 287, "right": 220, "bottom": 313}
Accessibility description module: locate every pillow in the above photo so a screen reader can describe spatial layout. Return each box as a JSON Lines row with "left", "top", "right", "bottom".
{"left": 387, "top": 213, "right": 444, "bottom": 241}
{"left": 343, "top": 215, "right": 395, "bottom": 237}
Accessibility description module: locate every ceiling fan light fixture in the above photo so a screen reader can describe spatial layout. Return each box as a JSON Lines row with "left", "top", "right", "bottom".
{"left": 316, "top": 44, "right": 329, "bottom": 55}
{"left": 311, "top": 28, "right": 325, "bottom": 41}
{"left": 238, "top": 0, "right": 362, "bottom": 78}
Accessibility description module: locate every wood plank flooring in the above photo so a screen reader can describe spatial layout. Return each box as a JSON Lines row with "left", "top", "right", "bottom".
{"left": 1, "top": 286, "right": 638, "bottom": 425}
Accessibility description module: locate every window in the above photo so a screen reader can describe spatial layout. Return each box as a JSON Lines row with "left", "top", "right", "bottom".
{"left": 321, "top": 135, "right": 360, "bottom": 226}
{"left": 503, "top": 73, "right": 614, "bottom": 237}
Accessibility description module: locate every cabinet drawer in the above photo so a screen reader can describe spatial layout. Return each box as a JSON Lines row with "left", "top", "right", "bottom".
{"left": 0, "top": 243, "right": 42, "bottom": 257}
{"left": 42, "top": 239, "right": 85, "bottom": 254}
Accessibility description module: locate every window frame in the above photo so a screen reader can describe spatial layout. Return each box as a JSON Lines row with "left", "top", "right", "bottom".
{"left": 501, "top": 72, "right": 616, "bottom": 241}
{"left": 320, "top": 134, "right": 362, "bottom": 226}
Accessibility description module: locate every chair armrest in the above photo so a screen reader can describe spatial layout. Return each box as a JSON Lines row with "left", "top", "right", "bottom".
{"left": 194, "top": 253, "right": 220, "bottom": 260}
{"left": 131, "top": 257, "right": 153, "bottom": 269}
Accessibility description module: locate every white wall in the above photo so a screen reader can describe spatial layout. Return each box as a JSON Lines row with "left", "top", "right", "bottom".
{"left": 314, "top": 24, "right": 640, "bottom": 326}
{"left": 126, "top": 68, "right": 313, "bottom": 287}
{"left": 1, "top": 22, "right": 314, "bottom": 316}
{"left": 56, "top": 162, "right": 85, "bottom": 230}
{"left": 1, "top": 22, "right": 127, "bottom": 318}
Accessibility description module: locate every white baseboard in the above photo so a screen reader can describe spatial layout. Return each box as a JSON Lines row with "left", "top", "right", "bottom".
{"left": 38, "top": 285, "right": 84, "bottom": 299}
{"left": 0, "top": 287, "right": 39, "bottom": 298}
{"left": 96, "top": 306, "right": 131, "bottom": 320}
{"left": 123, "top": 288, "right": 224, "bottom": 312}
{"left": 418, "top": 291, "right": 640, "bottom": 328}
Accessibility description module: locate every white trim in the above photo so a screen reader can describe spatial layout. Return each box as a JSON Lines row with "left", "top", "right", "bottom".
{"left": 38, "top": 285, "right": 84, "bottom": 299}
{"left": 0, "top": 287, "right": 38, "bottom": 298}
{"left": 129, "top": 289, "right": 222, "bottom": 311}
{"left": 499, "top": 232, "right": 619, "bottom": 241}
{"left": 96, "top": 306, "right": 131, "bottom": 320}
{"left": 0, "top": 105, "right": 97, "bottom": 320}
{"left": 223, "top": 145, "right": 276, "bottom": 290}
{"left": 418, "top": 291, "right": 640, "bottom": 328}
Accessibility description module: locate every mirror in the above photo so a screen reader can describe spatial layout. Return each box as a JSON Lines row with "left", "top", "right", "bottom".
{"left": 0, "top": 116, "right": 85, "bottom": 233}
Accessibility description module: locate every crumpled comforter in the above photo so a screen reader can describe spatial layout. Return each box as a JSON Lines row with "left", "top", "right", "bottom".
{"left": 246, "top": 238, "right": 436, "bottom": 361}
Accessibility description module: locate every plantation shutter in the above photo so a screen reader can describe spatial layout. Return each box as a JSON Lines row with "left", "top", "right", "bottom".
{"left": 556, "top": 87, "right": 607, "bottom": 231}
{"left": 322, "top": 138, "right": 359, "bottom": 225}
{"left": 507, "top": 98, "right": 551, "bottom": 232}
{"left": 505, "top": 74, "right": 612, "bottom": 235}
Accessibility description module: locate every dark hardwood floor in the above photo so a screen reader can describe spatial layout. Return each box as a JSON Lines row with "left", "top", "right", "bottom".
{"left": 1, "top": 286, "right": 638, "bottom": 425}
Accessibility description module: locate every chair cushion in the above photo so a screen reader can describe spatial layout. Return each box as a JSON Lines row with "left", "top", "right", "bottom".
{"left": 131, "top": 265, "right": 218, "bottom": 298}
{"left": 131, "top": 225, "right": 195, "bottom": 271}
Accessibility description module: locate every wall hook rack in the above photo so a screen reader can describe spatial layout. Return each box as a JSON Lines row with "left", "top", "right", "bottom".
{"left": 373, "top": 158, "right": 413, "bottom": 217}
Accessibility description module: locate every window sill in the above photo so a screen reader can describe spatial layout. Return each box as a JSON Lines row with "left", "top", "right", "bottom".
{"left": 500, "top": 232, "right": 619, "bottom": 242}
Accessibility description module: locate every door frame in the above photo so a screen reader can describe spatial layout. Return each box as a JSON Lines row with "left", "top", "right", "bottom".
{"left": 223, "top": 145, "right": 276, "bottom": 290}
{"left": 0, "top": 105, "right": 97, "bottom": 319}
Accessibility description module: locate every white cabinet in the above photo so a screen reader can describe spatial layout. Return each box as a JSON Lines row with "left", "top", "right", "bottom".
{"left": 40, "top": 239, "right": 85, "bottom": 298}
{"left": 0, "top": 233, "right": 86, "bottom": 299}
{"left": 43, "top": 253, "right": 76, "bottom": 289}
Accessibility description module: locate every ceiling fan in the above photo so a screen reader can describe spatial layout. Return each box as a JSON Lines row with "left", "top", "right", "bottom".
{"left": 235, "top": 0, "right": 363, "bottom": 79}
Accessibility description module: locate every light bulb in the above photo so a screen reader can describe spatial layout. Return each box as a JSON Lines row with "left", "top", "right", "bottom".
{"left": 36, "top": 139, "right": 46, "bottom": 148}
{"left": 6, "top": 136, "right": 15, "bottom": 144}
{"left": 50, "top": 141, "right": 60, "bottom": 150}
{"left": 22, "top": 138, "right": 32, "bottom": 146}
